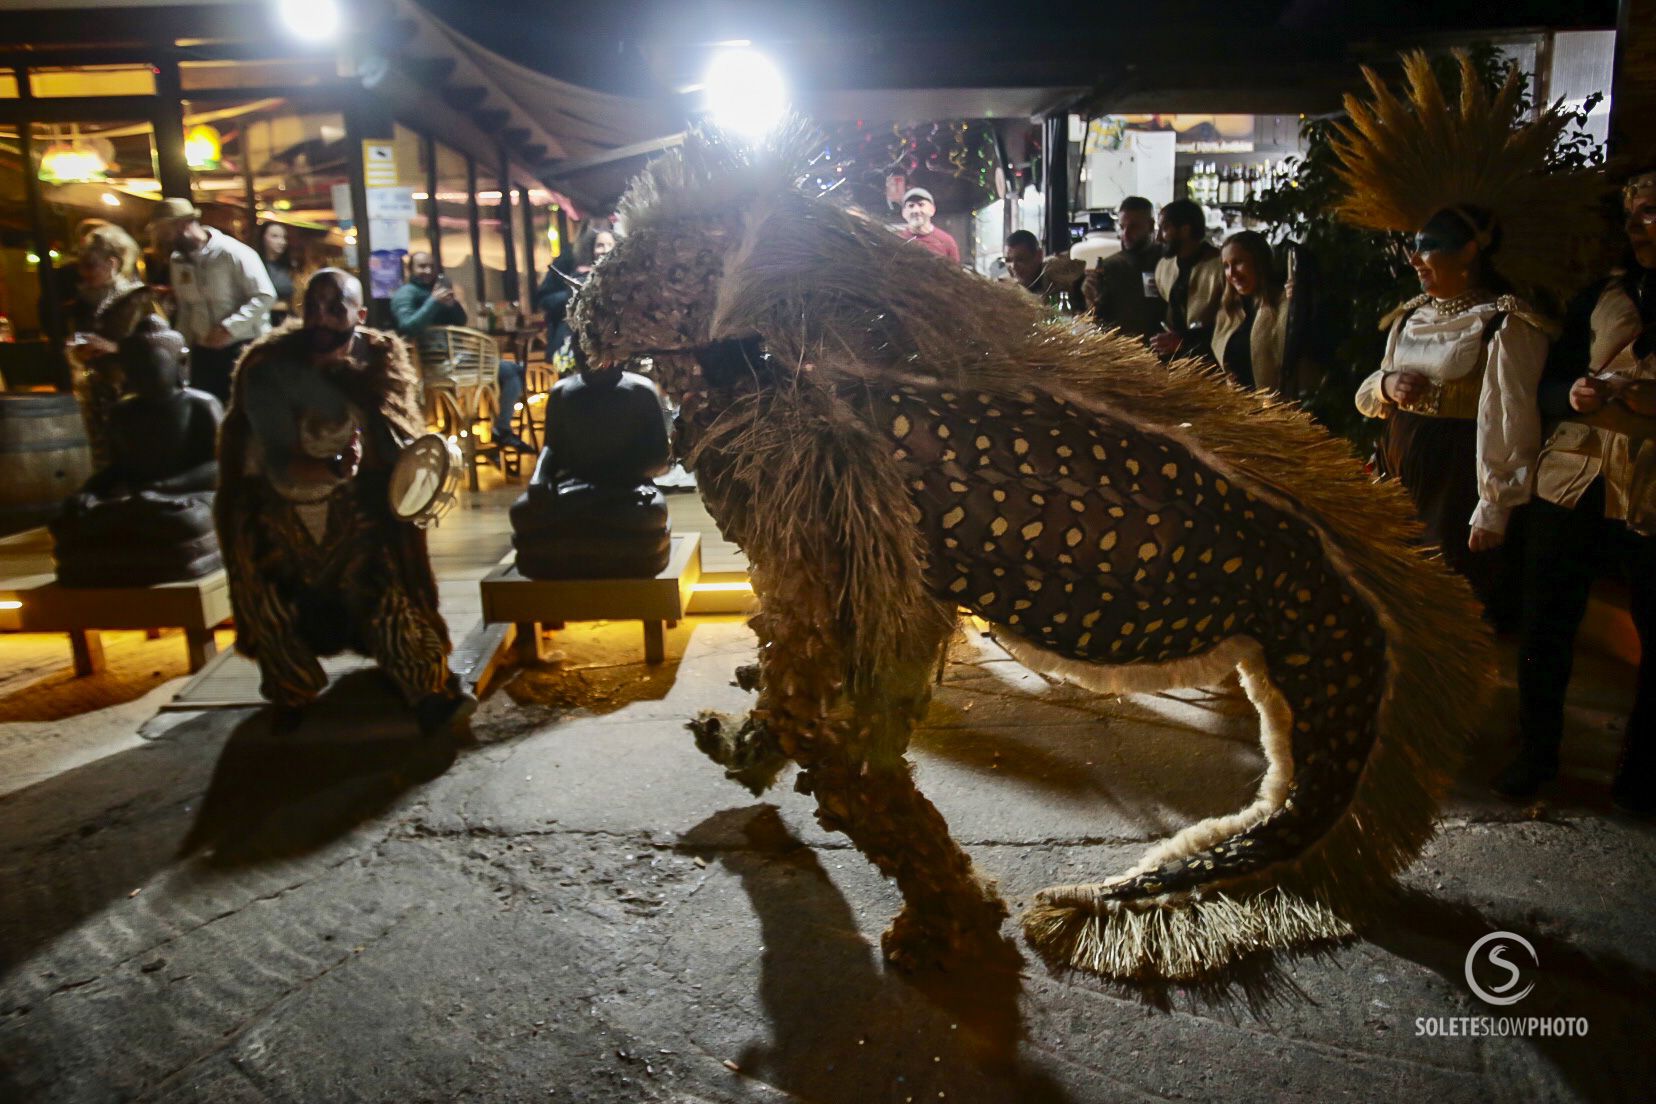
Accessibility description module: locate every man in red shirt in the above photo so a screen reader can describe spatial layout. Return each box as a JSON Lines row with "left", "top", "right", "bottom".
{"left": 896, "top": 187, "right": 960, "bottom": 265}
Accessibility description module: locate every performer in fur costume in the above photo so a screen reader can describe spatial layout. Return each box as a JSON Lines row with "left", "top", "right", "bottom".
{"left": 570, "top": 126, "right": 1493, "bottom": 981}
{"left": 216, "top": 269, "right": 474, "bottom": 735}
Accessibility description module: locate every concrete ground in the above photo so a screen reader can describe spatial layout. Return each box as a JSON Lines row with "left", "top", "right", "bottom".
{"left": 1, "top": 615, "right": 1653, "bottom": 1104}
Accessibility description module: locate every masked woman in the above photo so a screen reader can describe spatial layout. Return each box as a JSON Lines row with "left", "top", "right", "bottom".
{"left": 1336, "top": 52, "right": 1599, "bottom": 614}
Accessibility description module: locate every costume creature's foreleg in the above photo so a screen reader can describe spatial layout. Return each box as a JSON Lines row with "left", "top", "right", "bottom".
{"left": 688, "top": 392, "right": 1007, "bottom": 968}
{"left": 745, "top": 562, "right": 1008, "bottom": 969}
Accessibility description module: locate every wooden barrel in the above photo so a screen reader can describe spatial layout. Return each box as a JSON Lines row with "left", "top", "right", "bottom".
{"left": 0, "top": 393, "right": 93, "bottom": 536}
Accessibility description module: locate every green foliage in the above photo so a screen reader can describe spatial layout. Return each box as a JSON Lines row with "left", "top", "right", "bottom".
{"left": 1245, "top": 45, "right": 1603, "bottom": 454}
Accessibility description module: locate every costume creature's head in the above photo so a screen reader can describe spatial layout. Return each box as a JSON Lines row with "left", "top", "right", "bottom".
{"left": 569, "top": 123, "right": 1035, "bottom": 417}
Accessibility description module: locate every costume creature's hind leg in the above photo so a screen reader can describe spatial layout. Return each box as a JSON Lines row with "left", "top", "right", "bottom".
{"left": 744, "top": 562, "right": 1009, "bottom": 970}
{"left": 884, "top": 383, "right": 1437, "bottom": 979}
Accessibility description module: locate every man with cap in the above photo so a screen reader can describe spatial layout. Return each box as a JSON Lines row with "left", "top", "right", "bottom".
{"left": 149, "top": 197, "right": 275, "bottom": 402}
{"left": 896, "top": 187, "right": 960, "bottom": 265}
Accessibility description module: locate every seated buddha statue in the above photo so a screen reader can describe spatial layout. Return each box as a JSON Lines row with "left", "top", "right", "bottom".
{"left": 51, "top": 319, "right": 225, "bottom": 587}
{"left": 509, "top": 356, "right": 672, "bottom": 579}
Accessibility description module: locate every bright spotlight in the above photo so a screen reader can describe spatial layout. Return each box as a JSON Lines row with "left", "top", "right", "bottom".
{"left": 277, "top": 0, "right": 341, "bottom": 43}
{"left": 705, "top": 47, "right": 785, "bottom": 139}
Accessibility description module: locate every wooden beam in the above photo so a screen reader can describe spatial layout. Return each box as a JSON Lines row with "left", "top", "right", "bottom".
{"left": 473, "top": 109, "right": 509, "bottom": 133}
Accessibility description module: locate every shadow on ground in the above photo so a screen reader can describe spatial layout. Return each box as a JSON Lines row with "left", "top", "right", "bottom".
{"left": 0, "top": 669, "right": 453, "bottom": 974}
{"left": 1368, "top": 887, "right": 1656, "bottom": 1101}
{"left": 178, "top": 670, "right": 457, "bottom": 864}
{"left": 679, "top": 805, "right": 1077, "bottom": 1104}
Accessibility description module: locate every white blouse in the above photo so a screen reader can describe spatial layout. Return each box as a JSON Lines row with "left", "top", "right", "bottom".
{"left": 1356, "top": 297, "right": 1551, "bottom": 535}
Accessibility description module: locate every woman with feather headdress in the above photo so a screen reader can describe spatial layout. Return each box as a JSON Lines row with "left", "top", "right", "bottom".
{"left": 1336, "top": 51, "right": 1601, "bottom": 613}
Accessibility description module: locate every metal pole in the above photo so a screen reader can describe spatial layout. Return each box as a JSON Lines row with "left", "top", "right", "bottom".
{"left": 1042, "top": 112, "right": 1069, "bottom": 257}
{"left": 152, "top": 53, "right": 190, "bottom": 199}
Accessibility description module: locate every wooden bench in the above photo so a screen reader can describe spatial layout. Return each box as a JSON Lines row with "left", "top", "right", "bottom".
{"left": 0, "top": 569, "right": 232, "bottom": 676}
{"left": 479, "top": 533, "right": 701, "bottom": 665}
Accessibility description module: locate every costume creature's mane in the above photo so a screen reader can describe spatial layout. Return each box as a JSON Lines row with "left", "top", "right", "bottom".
{"left": 585, "top": 127, "right": 1493, "bottom": 979}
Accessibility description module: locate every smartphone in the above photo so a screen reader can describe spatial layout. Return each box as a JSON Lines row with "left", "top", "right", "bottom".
{"left": 433, "top": 273, "right": 452, "bottom": 292}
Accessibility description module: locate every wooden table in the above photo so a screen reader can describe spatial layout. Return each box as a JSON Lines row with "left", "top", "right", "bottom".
{"left": 479, "top": 533, "right": 701, "bottom": 665}
{"left": 0, "top": 569, "right": 232, "bottom": 676}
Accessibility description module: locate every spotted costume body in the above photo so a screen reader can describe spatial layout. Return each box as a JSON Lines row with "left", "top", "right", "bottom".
{"left": 890, "top": 384, "right": 1387, "bottom": 899}
{"left": 573, "top": 130, "right": 1491, "bottom": 980}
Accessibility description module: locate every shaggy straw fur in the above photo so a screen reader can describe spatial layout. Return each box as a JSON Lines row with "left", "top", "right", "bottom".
{"left": 1329, "top": 49, "right": 1606, "bottom": 308}
{"left": 574, "top": 127, "right": 1494, "bottom": 980}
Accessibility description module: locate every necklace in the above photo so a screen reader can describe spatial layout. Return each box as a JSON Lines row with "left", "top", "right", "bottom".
{"left": 1430, "top": 290, "right": 1492, "bottom": 317}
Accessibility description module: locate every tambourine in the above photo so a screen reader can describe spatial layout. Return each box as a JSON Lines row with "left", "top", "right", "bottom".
{"left": 388, "top": 433, "right": 463, "bottom": 528}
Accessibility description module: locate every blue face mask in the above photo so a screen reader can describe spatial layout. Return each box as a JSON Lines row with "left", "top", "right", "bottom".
{"left": 1412, "top": 231, "right": 1454, "bottom": 255}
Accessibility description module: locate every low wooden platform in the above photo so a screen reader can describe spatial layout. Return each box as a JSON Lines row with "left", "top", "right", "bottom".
{"left": 479, "top": 533, "right": 701, "bottom": 664}
{"left": 0, "top": 569, "right": 232, "bottom": 676}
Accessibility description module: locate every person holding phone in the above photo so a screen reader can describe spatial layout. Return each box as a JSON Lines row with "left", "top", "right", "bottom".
{"left": 392, "top": 251, "right": 532, "bottom": 452}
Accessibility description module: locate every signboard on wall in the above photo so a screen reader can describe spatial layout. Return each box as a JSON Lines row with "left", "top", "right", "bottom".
{"left": 366, "top": 187, "right": 415, "bottom": 220}
{"left": 363, "top": 141, "right": 398, "bottom": 187}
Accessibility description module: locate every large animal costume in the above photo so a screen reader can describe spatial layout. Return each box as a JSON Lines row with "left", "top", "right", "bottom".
{"left": 216, "top": 309, "right": 460, "bottom": 727}
{"left": 571, "top": 129, "right": 1493, "bottom": 981}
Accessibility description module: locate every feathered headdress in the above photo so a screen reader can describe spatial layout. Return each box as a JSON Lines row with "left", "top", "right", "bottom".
{"left": 1329, "top": 50, "right": 1607, "bottom": 306}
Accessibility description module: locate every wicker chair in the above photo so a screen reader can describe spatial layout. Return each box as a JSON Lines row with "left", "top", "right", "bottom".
{"left": 414, "top": 325, "right": 502, "bottom": 492}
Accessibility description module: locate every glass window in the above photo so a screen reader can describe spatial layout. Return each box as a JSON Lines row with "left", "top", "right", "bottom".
{"left": 393, "top": 124, "right": 431, "bottom": 268}
{"left": 31, "top": 119, "right": 158, "bottom": 269}
{"left": 180, "top": 57, "right": 336, "bottom": 93}
{"left": 529, "top": 190, "right": 555, "bottom": 274}
{"left": 505, "top": 186, "right": 530, "bottom": 314}
{"left": 0, "top": 70, "right": 18, "bottom": 98}
{"left": 434, "top": 142, "right": 476, "bottom": 316}
{"left": 478, "top": 177, "right": 510, "bottom": 310}
{"left": 29, "top": 65, "right": 157, "bottom": 98}
{"left": 209, "top": 103, "right": 353, "bottom": 278}
{"left": 0, "top": 121, "right": 156, "bottom": 341}
{"left": 1, "top": 124, "right": 45, "bottom": 337}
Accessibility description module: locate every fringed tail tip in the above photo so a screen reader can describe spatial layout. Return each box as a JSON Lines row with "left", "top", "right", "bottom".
{"left": 1021, "top": 885, "right": 1355, "bottom": 981}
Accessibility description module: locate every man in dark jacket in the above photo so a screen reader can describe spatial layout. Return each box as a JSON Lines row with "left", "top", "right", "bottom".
{"left": 1081, "top": 196, "right": 1164, "bottom": 341}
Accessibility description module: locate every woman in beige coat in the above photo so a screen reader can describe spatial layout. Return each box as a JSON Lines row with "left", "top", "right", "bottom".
{"left": 1211, "top": 231, "right": 1313, "bottom": 398}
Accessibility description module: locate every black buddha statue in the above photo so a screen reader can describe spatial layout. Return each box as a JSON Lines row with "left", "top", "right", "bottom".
{"left": 509, "top": 357, "right": 672, "bottom": 578}
{"left": 51, "top": 318, "right": 225, "bottom": 587}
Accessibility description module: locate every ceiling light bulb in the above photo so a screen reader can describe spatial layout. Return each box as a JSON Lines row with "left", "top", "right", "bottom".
{"left": 705, "top": 48, "right": 786, "bottom": 140}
